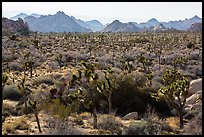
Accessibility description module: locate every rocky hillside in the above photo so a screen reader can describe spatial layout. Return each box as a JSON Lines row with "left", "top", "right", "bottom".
{"left": 2, "top": 17, "right": 30, "bottom": 36}
{"left": 187, "top": 22, "right": 202, "bottom": 31}
{"left": 24, "top": 11, "right": 91, "bottom": 32}
{"left": 85, "top": 20, "right": 105, "bottom": 32}
{"left": 162, "top": 15, "right": 202, "bottom": 30}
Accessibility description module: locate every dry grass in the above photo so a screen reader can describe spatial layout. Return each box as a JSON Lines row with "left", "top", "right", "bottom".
{"left": 165, "top": 117, "right": 180, "bottom": 129}
{"left": 2, "top": 116, "right": 30, "bottom": 135}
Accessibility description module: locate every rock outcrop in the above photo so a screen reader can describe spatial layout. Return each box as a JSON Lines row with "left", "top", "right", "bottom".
{"left": 2, "top": 17, "right": 30, "bottom": 36}
{"left": 171, "top": 78, "right": 202, "bottom": 119}
{"left": 122, "top": 112, "right": 138, "bottom": 120}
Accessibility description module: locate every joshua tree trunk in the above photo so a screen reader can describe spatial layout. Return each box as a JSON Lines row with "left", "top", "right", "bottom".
{"left": 25, "top": 99, "right": 28, "bottom": 115}
{"left": 178, "top": 108, "right": 184, "bottom": 129}
{"left": 142, "top": 63, "right": 146, "bottom": 73}
{"left": 35, "top": 112, "right": 42, "bottom": 133}
{"left": 92, "top": 99, "right": 97, "bottom": 129}
{"left": 108, "top": 91, "right": 112, "bottom": 114}
{"left": 30, "top": 66, "right": 33, "bottom": 78}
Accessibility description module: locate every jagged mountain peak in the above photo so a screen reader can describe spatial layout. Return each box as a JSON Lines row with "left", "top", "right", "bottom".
{"left": 55, "top": 11, "right": 66, "bottom": 16}
{"left": 147, "top": 18, "right": 159, "bottom": 23}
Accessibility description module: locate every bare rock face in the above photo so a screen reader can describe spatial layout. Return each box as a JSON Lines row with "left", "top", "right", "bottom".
{"left": 188, "top": 78, "right": 202, "bottom": 98}
{"left": 171, "top": 78, "right": 202, "bottom": 118}
{"left": 184, "top": 78, "right": 202, "bottom": 119}
{"left": 2, "top": 17, "right": 30, "bottom": 36}
{"left": 122, "top": 112, "right": 138, "bottom": 120}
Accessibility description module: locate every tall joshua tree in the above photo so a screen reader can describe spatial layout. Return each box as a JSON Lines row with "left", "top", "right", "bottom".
{"left": 70, "top": 61, "right": 100, "bottom": 129}
{"left": 151, "top": 69, "right": 190, "bottom": 129}
{"left": 99, "top": 68, "right": 117, "bottom": 114}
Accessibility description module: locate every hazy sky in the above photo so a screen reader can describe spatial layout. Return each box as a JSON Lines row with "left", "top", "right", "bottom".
{"left": 2, "top": 2, "right": 202, "bottom": 25}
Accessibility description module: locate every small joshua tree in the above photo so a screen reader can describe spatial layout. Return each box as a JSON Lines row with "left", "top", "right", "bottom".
{"left": 24, "top": 58, "right": 34, "bottom": 78}
{"left": 155, "top": 49, "right": 162, "bottom": 70}
{"left": 137, "top": 53, "right": 147, "bottom": 73}
{"left": 2, "top": 73, "right": 8, "bottom": 105}
{"left": 55, "top": 53, "right": 63, "bottom": 68}
{"left": 145, "top": 72, "right": 153, "bottom": 87}
{"left": 120, "top": 59, "right": 134, "bottom": 74}
{"left": 23, "top": 51, "right": 35, "bottom": 78}
{"left": 186, "top": 41, "right": 194, "bottom": 56}
{"left": 17, "top": 77, "right": 33, "bottom": 115}
{"left": 28, "top": 99, "right": 42, "bottom": 133}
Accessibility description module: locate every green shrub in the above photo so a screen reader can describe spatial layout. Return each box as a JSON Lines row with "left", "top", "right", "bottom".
{"left": 112, "top": 71, "right": 148, "bottom": 115}
{"left": 3, "top": 85, "right": 22, "bottom": 101}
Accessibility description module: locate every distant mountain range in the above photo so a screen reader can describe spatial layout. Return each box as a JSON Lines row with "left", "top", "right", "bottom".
{"left": 102, "top": 20, "right": 140, "bottom": 32}
{"left": 8, "top": 11, "right": 202, "bottom": 33}
{"left": 10, "top": 13, "right": 41, "bottom": 21}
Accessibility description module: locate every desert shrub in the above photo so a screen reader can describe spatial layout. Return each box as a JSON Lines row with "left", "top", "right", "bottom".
{"left": 2, "top": 52, "right": 18, "bottom": 62}
{"left": 2, "top": 116, "right": 30, "bottom": 135}
{"left": 183, "top": 114, "right": 202, "bottom": 135}
{"left": 112, "top": 71, "right": 149, "bottom": 116}
{"left": 32, "top": 76, "right": 54, "bottom": 86}
{"left": 2, "top": 102, "right": 18, "bottom": 117}
{"left": 188, "top": 51, "right": 200, "bottom": 60}
{"left": 41, "top": 99, "right": 72, "bottom": 120}
{"left": 8, "top": 62, "right": 24, "bottom": 71}
{"left": 3, "top": 85, "right": 23, "bottom": 101}
{"left": 123, "top": 119, "right": 162, "bottom": 135}
{"left": 143, "top": 105, "right": 173, "bottom": 133}
{"left": 14, "top": 116, "right": 30, "bottom": 130}
{"left": 97, "top": 114, "right": 123, "bottom": 135}
{"left": 45, "top": 118, "right": 83, "bottom": 135}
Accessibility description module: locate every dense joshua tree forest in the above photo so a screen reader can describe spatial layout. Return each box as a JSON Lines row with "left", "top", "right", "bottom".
{"left": 2, "top": 29, "right": 202, "bottom": 134}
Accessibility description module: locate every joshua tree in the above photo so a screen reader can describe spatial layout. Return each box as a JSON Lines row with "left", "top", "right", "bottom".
{"left": 54, "top": 53, "right": 63, "bottom": 68}
{"left": 151, "top": 69, "right": 190, "bottom": 129}
{"left": 17, "top": 77, "right": 33, "bottom": 115}
{"left": 155, "top": 49, "right": 162, "bottom": 70}
{"left": 186, "top": 41, "right": 194, "bottom": 56}
{"left": 120, "top": 59, "right": 134, "bottom": 74}
{"left": 145, "top": 72, "right": 153, "bottom": 87}
{"left": 2, "top": 73, "right": 8, "bottom": 105}
{"left": 97, "top": 67, "right": 116, "bottom": 114}
{"left": 23, "top": 51, "right": 35, "bottom": 78}
{"left": 70, "top": 61, "right": 101, "bottom": 129}
{"left": 24, "top": 58, "right": 34, "bottom": 78}
{"left": 28, "top": 99, "right": 42, "bottom": 133}
{"left": 33, "top": 32, "right": 40, "bottom": 50}
{"left": 137, "top": 53, "right": 147, "bottom": 73}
